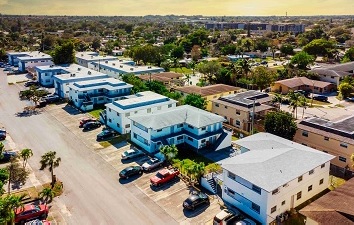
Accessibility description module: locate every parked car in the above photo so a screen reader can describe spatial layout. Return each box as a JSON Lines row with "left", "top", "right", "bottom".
{"left": 25, "top": 219, "right": 52, "bottom": 225}
{"left": 36, "top": 100, "right": 47, "bottom": 108}
{"left": 312, "top": 94, "right": 328, "bottom": 102}
{"left": 14, "top": 204, "right": 49, "bottom": 223}
{"left": 82, "top": 121, "right": 101, "bottom": 131}
{"left": 96, "top": 128, "right": 119, "bottom": 141}
{"left": 213, "top": 208, "right": 242, "bottom": 225}
{"left": 236, "top": 218, "right": 257, "bottom": 225}
{"left": 119, "top": 166, "right": 143, "bottom": 179}
{"left": 294, "top": 90, "right": 309, "bottom": 97}
{"left": 24, "top": 81, "right": 39, "bottom": 87}
{"left": 260, "top": 60, "right": 268, "bottom": 65}
{"left": 3, "top": 67, "right": 13, "bottom": 71}
{"left": 347, "top": 97, "right": 354, "bottom": 102}
{"left": 121, "top": 149, "right": 144, "bottom": 160}
{"left": 42, "top": 94, "right": 60, "bottom": 103}
{"left": 79, "top": 118, "right": 98, "bottom": 128}
{"left": 183, "top": 191, "right": 210, "bottom": 210}
{"left": 150, "top": 168, "right": 179, "bottom": 186}
{"left": 0, "top": 129, "right": 6, "bottom": 140}
{"left": 1, "top": 151, "right": 17, "bottom": 162}
{"left": 142, "top": 157, "right": 164, "bottom": 171}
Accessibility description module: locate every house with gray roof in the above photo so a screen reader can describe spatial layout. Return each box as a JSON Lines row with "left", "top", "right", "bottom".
{"left": 129, "top": 105, "right": 231, "bottom": 153}
{"left": 219, "top": 132, "right": 334, "bottom": 225}
{"left": 312, "top": 61, "right": 354, "bottom": 86}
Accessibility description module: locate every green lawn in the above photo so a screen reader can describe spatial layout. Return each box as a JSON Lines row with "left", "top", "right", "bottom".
{"left": 170, "top": 67, "right": 192, "bottom": 74}
{"left": 329, "top": 175, "right": 346, "bottom": 191}
{"left": 309, "top": 99, "right": 331, "bottom": 106}
{"left": 232, "top": 135, "right": 239, "bottom": 141}
{"left": 98, "top": 134, "right": 129, "bottom": 148}
{"left": 88, "top": 109, "right": 102, "bottom": 119}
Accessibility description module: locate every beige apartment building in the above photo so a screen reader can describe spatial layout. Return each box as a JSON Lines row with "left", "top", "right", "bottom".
{"left": 211, "top": 90, "right": 275, "bottom": 132}
{"left": 294, "top": 116, "right": 354, "bottom": 176}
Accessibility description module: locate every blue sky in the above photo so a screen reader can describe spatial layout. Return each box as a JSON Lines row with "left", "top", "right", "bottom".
{"left": 0, "top": 0, "right": 353, "bottom": 16}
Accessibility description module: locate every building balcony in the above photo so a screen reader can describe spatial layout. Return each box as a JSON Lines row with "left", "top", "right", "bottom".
{"left": 78, "top": 91, "right": 129, "bottom": 99}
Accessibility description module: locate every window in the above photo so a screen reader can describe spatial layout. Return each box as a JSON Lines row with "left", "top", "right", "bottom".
{"left": 321, "top": 164, "right": 325, "bottom": 168}
{"left": 298, "top": 176, "right": 303, "bottom": 182}
{"left": 168, "top": 104, "right": 172, "bottom": 108}
{"left": 227, "top": 188, "right": 235, "bottom": 195}
{"left": 215, "top": 103, "right": 219, "bottom": 107}
{"left": 271, "top": 206, "right": 277, "bottom": 214}
{"left": 224, "top": 106, "right": 228, "bottom": 109}
{"left": 125, "top": 124, "right": 130, "bottom": 128}
{"left": 340, "top": 142, "right": 348, "bottom": 148}
{"left": 133, "top": 133, "right": 137, "bottom": 139}
{"left": 187, "top": 137, "right": 193, "bottom": 142}
{"left": 309, "top": 170, "right": 314, "bottom": 175}
{"left": 228, "top": 172, "right": 236, "bottom": 180}
{"left": 235, "top": 120, "right": 240, "bottom": 126}
{"left": 308, "top": 185, "right": 313, "bottom": 192}
{"left": 117, "top": 123, "right": 120, "bottom": 127}
{"left": 281, "top": 201, "right": 285, "bottom": 206}
{"left": 177, "top": 136, "right": 183, "bottom": 140}
{"left": 272, "top": 188, "right": 279, "bottom": 195}
{"left": 157, "top": 106, "right": 161, "bottom": 110}
{"left": 297, "top": 191, "right": 302, "bottom": 200}
{"left": 116, "top": 112, "right": 120, "bottom": 116}
{"left": 283, "top": 183, "right": 289, "bottom": 187}
{"left": 108, "top": 119, "right": 112, "bottom": 123}
{"left": 201, "top": 139, "right": 206, "bottom": 143}
{"left": 147, "top": 108, "right": 151, "bottom": 113}
{"left": 177, "top": 124, "right": 183, "bottom": 128}
{"left": 302, "top": 131, "right": 308, "bottom": 137}
{"left": 251, "top": 202, "right": 260, "bottom": 214}
{"left": 324, "top": 136, "right": 329, "bottom": 141}
{"left": 201, "top": 127, "right": 206, "bottom": 131}
{"left": 157, "top": 129, "right": 162, "bottom": 132}
{"left": 125, "top": 113, "right": 130, "bottom": 117}
{"left": 236, "top": 110, "right": 241, "bottom": 115}
{"left": 339, "top": 156, "right": 346, "bottom": 162}
{"left": 319, "top": 179, "right": 324, "bottom": 185}
{"left": 188, "top": 125, "right": 194, "bottom": 129}
{"left": 252, "top": 185, "right": 261, "bottom": 195}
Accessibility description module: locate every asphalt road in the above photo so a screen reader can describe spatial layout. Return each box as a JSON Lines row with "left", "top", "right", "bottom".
{"left": 0, "top": 70, "right": 177, "bottom": 225}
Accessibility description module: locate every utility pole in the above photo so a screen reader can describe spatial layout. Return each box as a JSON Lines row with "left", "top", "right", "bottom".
{"left": 98, "top": 59, "right": 100, "bottom": 73}
{"left": 251, "top": 99, "right": 255, "bottom": 135}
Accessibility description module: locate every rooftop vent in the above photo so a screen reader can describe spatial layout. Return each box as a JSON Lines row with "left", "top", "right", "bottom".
{"left": 88, "top": 71, "right": 91, "bottom": 75}
{"left": 105, "top": 61, "right": 108, "bottom": 64}
{"left": 112, "top": 63, "right": 116, "bottom": 66}
{"left": 148, "top": 66, "right": 151, "bottom": 69}
{"left": 78, "top": 68, "right": 81, "bottom": 71}
{"left": 120, "top": 65, "right": 123, "bottom": 68}
{"left": 130, "top": 68, "right": 134, "bottom": 71}
{"left": 119, "top": 60, "right": 123, "bottom": 62}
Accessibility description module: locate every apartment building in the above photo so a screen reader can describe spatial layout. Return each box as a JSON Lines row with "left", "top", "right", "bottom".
{"left": 294, "top": 116, "right": 354, "bottom": 175}
{"left": 211, "top": 90, "right": 274, "bottom": 132}
{"left": 271, "top": 77, "right": 336, "bottom": 94}
{"left": 174, "top": 84, "right": 241, "bottom": 111}
{"left": 312, "top": 62, "right": 354, "bottom": 87}
{"left": 7, "top": 51, "right": 53, "bottom": 72}
{"left": 220, "top": 133, "right": 334, "bottom": 225}
{"left": 75, "top": 51, "right": 118, "bottom": 68}
{"left": 68, "top": 78, "right": 132, "bottom": 111}
{"left": 104, "top": 91, "right": 177, "bottom": 134}
{"left": 138, "top": 72, "right": 185, "bottom": 88}
{"left": 129, "top": 105, "right": 230, "bottom": 153}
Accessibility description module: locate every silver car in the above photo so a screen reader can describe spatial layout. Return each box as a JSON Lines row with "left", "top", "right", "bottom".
{"left": 121, "top": 149, "right": 144, "bottom": 160}
{"left": 142, "top": 158, "right": 163, "bottom": 171}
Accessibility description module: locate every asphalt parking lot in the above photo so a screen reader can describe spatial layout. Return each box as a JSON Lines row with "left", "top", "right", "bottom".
{"left": 45, "top": 102, "right": 222, "bottom": 224}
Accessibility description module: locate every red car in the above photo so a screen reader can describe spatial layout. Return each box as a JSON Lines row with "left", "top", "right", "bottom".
{"left": 150, "top": 168, "right": 179, "bottom": 186}
{"left": 79, "top": 118, "right": 97, "bottom": 128}
{"left": 15, "top": 204, "right": 49, "bottom": 223}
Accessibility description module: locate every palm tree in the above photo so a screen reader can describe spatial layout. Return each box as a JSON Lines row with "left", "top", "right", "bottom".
{"left": 40, "top": 151, "right": 61, "bottom": 187}
{"left": 272, "top": 93, "right": 283, "bottom": 110}
{"left": 299, "top": 95, "right": 308, "bottom": 118}
{"left": 0, "top": 194, "right": 26, "bottom": 224}
{"left": 237, "top": 59, "right": 251, "bottom": 78}
{"left": 193, "top": 162, "right": 206, "bottom": 183}
{"left": 19, "top": 148, "right": 33, "bottom": 168}
{"left": 188, "top": 61, "right": 196, "bottom": 76}
{"left": 0, "top": 142, "right": 4, "bottom": 159}
{"left": 39, "top": 187, "right": 55, "bottom": 205}
{"left": 159, "top": 145, "right": 178, "bottom": 163}
{"left": 184, "top": 74, "right": 192, "bottom": 86}
{"left": 287, "top": 91, "right": 302, "bottom": 119}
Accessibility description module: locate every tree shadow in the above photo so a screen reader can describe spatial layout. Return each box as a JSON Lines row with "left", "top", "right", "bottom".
{"left": 182, "top": 203, "right": 210, "bottom": 218}
{"left": 15, "top": 109, "right": 43, "bottom": 117}
{"left": 62, "top": 104, "right": 82, "bottom": 115}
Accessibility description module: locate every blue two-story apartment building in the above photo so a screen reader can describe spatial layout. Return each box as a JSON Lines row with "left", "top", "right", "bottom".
{"left": 7, "top": 51, "right": 53, "bottom": 72}
{"left": 68, "top": 78, "right": 133, "bottom": 111}
{"left": 129, "top": 105, "right": 231, "bottom": 153}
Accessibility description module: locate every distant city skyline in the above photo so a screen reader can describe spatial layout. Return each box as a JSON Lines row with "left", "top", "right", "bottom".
{"left": 0, "top": 0, "right": 353, "bottom": 16}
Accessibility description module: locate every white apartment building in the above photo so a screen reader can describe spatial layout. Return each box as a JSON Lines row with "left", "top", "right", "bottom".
{"left": 7, "top": 51, "right": 53, "bottom": 72}
{"left": 219, "top": 133, "right": 334, "bottom": 225}
{"left": 75, "top": 51, "right": 118, "bottom": 68}
{"left": 105, "top": 91, "right": 177, "bottom": 134}
{"left": 68, "top": 78, "right": 132, "bottom": 111}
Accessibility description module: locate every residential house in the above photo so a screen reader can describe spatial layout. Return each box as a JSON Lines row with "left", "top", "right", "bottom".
{"left": 7, "top": 51, "right": 53, "bottom": 72}
{"left": 227, "top": 55, "right": 251, "bottom": 62}
{"left": 68, "top": 78, "right": 132, "bottom": 111}
{"left": 138, "top": 72, "right": 185, "bottom": 88}
{"left": 271, "top": 77, "right": 336, "bottom": 94}
{"left": 312, "top": 62, "right": 354, "bottom": 86}
{"left": 300, "top": 178, "right": 354, "bottom": 225}
{"left": 129, "top": 105, "right": 230, "bottom": 153}
{"left": 88, "top": 60, "right": 164, "bottom": 78}
{"left": 174, "top": 84, "right": 242, "bottom": 111}
{"left": 219, "top": 132, "right": 334, "bottom": 225}
{"left": 294, "top": 116, "right": 354, "bottom": 176}
{"left": 75, "top": 51, "right": 118, "bottom": 68}
{"left": 105, "top": 91, "right": 177, "bottom": 134}
{"left": 211, "top": 90, "right": 275, "bottom": 132}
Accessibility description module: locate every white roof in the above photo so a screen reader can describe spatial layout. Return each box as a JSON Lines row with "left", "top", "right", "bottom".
{"left": 129, "top": 105, "right": 226, "bottom": 129}
{"left": 106, "top": 91, "right": 177, "bottom": 113}
{"left": 91, "top": 60, "right": 164, "bottom": 74}
{"left": 69, "top": 77, "right": 133, "bottom": 92}
{"left": 8, "top": 51, "right": 52, "bottom": 61}
{"left": 219, "top": 132, "right": 334, "bottom": 192}
{"left": 75, "top": 51, "right": 117, "bottom": 61}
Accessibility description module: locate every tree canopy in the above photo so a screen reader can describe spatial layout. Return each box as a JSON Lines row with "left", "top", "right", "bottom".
{"left": 183, "top": 93, "right": 207, "bottom": 110}
{"left": 290, "top": 51, "right": 314, "bottom": 70}
{"left": 303, "top": 39, "right": 336, "bottom": 57}
{"left": 51, "top": 41, "right": 75, "bottom": 64}
{"left": 251, "top": 66, "right": 276, "bottom": 91}
{"left": 264, "top": 111, "right": 297, "bottom": 140}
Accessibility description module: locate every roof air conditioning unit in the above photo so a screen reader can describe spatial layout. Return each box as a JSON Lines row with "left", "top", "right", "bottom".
{"left": 120, "top": 65, "right": 123, "bottom": 68}
{"left": 78, "top": 68, "right": 81, "bottom": 71}
{"left": 130, "top": 68, "right": 134, "bottom": 71}
{"left": 119, "top": 60, "right": 123, "bottom": 62}
{"left": 88, "top": 71, "right": 91, "bottom": 75}
{"left": 105, "top": 61, "right": 108, "bottom": 63}
{"left": 148, "top": 66, "right": 151, "bottom": 69}
{"left": 113, "top": 63, "right": 115, "bottom": 66}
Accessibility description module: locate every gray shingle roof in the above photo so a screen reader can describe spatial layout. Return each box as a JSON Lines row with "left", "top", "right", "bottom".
{"left": 129, "top": 105, "right": 226, "bottom": 129}
{"left": 219, "top": 132, "right": 334, "bottom": 192}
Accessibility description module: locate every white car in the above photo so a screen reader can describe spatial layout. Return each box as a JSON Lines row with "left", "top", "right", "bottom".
{"left": 142, "top": 158, "right": 164, "bottom": 171}
{"left": 236, "top": 218, "right": 257, "bottom": 225}
{"left": 121, "top": 149, "right": 144, "bottom": 160}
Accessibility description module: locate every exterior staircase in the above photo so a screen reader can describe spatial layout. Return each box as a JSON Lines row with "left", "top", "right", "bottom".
{"left": 212, "top": 129, "right": 231, "bottom": 151}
